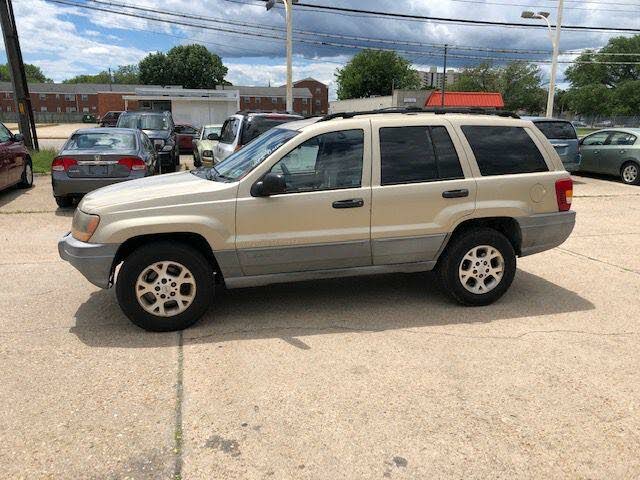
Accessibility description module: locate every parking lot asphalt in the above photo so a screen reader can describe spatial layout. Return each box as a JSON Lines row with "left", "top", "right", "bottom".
{"left": 1, "top": 167, "right": 639, "bottom": 479}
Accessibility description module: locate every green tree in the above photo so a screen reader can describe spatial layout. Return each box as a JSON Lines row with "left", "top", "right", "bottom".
{"left": 610, "top": 80, "right": 640, "bottom": 115}
{"left": 335, "top": 49, "right": 421, "bottom": 100}
{"left": 63, "top": 65, "right": 139, "bottom": 84}
{"left": 0, "top": 63, "right": 51, "bottom": 82}
{"left": 139, "top": 45, "right": 228, "bottom": 88}
{"left": 565, "top": 83, "right": 612, "bottom": 116}
{"left": 500, "top": 62, "right": 545, "bottom": 112}
{"left": 449, "top": 62, "right": 501, "bottom": 92}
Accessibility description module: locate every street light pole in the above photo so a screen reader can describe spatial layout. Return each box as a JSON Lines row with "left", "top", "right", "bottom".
{"left": 284, "top": 0, "right": 293, "bottom": 113}
{"left": 522, "top": 0, "right": 564, "bottom": 118}
{"left": 266, "top": 0, "right": 296, "bottom": 113}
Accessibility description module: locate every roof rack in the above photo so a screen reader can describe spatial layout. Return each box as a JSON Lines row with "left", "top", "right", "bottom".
{"left": 318, "top": 107, "right": 520, "bottom": 122}
{"left": 235, "top": 109, "right": 301, "bottom": 116}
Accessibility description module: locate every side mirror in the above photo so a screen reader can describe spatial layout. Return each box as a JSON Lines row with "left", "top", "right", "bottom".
{"left": 207, "top": 133, "right": 220, "bottom": 141}
{"left": 12, "top": 133, "right": 24, "bottom": 142}
{"left": 251, "top": 172, "right": 286, "bottom": 197}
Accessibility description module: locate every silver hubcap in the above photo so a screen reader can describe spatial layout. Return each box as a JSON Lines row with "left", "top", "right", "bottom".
{"left": 623, "top": 164, "right": 638, "bottom": 183}
{"left": 458, "top": 245, "right": 505, "bottom": 295}
{"left": 135, "top": 261, "right": 196, "bottom": 317}
{"left": 26, "top": 164, "right": 33, "bottom": 184}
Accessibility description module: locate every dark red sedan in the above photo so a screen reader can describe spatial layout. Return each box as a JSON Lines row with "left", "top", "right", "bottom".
{"left": 174, "top": 124, "right": 198, "bottom": 153}
{"left": 0, "top": 122, "right": 33, "bottom": 192}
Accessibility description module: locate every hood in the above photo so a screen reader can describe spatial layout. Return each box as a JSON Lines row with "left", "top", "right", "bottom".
{"left": 143, "top": 129, "right": 171, "bottom": 140}
{"left": 79, "top": 171, "right": 235, "bottom": 213}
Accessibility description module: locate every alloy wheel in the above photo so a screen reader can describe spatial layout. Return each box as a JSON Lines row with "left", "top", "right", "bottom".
{"left": 622, "top": 164, "right": 638, "bottom": 184}
{"left": 458, "top": 245, "right": 505, "bottom": 295}
{"left": 135, "top": 261, "right": 196, "bottom": 317}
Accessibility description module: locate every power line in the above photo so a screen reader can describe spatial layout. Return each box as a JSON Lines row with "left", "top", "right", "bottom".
{"left": 42, "top": 0, "right": 640, "bottom": 66}
{"left": 437, "top": 0, "right": 640, "bottom": 14}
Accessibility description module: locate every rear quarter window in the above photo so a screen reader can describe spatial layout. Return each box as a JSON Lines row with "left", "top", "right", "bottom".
{"left": 241, "top": 117, "right": 299, "bottom": 145}
{"left": 461, "top": 126, "right": 548, "bottom": 176}
{"left": 534, "top": 121, "right": 577, "bottom": 140}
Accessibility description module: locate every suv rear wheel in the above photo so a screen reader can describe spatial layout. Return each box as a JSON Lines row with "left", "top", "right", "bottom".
{"left": 438, "top": 228, "right": 516, "bottom": 306}
{"left": 116, "top": 242, "right": 214, "bottom": 331}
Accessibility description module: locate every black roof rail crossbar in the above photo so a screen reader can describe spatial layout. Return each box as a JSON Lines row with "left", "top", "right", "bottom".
{"left": 235, "top": 109, "right": 300, "bottom": 115}
{"left": 318, "top": 107, "right": 519, "bottom": 122}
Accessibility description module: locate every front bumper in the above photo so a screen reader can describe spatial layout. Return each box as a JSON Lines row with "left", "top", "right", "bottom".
{"left": 517, "top": 211, "right": 576, "bottom": 257}
{"left": 58, "top": 232, "right": 120, "bottom": 288}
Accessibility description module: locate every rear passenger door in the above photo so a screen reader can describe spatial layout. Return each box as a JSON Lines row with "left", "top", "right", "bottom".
{"left": 371, "top": 118, "right": 477, "bottom": 265}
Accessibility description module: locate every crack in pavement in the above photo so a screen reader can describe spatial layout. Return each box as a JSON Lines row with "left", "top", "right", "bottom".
{"left": 557, "top": 247, "right": 640, "bottom": 276}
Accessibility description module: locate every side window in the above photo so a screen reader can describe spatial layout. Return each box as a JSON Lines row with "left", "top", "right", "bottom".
{"left": 0, "top": 123, "right": 12, "bottom": 142}
{"left": 608, "top": 132, "right": 636, "bottom": 146}
{"left": 270, "top": 129, "right": 364, "bottom": 193}
{"left": 220, "top": 119, "right": 238, "bottom": 144}
{"left": 379, "top": 125, "right": 464, "bottom": 185}
{"left": 582, "top": 132, "right": 610, "bottom": 146}
{"left": 461, "top": 126, "right": 548, "bottom": 176}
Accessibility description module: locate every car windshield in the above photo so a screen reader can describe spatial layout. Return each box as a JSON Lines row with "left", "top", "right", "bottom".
{"left": 193, "top": 128, "right": 299, "bottom": 182}
{"left": 202, "top": 126, "right": 221, "bottom": 139}
{"left": 534, "top": 121, "right": 577, "bottom": 140}
{"left": 118, "top": 114, "right": 169, "bottom": 131}
{"left": 66, "top": 132, "right": 136, "bottom": 150}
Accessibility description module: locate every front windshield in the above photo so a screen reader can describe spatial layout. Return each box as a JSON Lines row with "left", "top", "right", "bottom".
{"left": 118, "top": 114, "right": 169, "bottom": 131}
{"left": 202, "top": 126, "right": 221, "bottom": 139}
{"left": 196, "top": 127, "right": 299, "bottom": 182}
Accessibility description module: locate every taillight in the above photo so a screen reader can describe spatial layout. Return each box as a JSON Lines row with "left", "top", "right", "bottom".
{"left": 118, "top": 157, "right": 146, "bottom": 171}
{"left": 555, "top": 178, "right": 573, "bottom": 211}
{"left": 52, "top": 156, "right": 77, "bottom": 172}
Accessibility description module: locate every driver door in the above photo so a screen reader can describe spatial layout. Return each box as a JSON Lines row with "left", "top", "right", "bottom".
{"left": 235, "top": 121, "right": 372, "bottom": 276}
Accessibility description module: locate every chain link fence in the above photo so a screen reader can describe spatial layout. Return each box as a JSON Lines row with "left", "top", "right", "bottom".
{"left": 558, "top": 114, "right": 640, "bottom": 129}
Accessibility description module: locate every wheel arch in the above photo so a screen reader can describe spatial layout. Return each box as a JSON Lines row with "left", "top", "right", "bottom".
{"left": 112, "top": 232, "right": 224, "bottom": 284}
{"left": 441, "top": 216, "right": 522, "bottom": 258}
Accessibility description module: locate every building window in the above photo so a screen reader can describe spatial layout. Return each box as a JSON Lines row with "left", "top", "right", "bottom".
{"left": 81, "top": 94, "right": 89, "bottom": 101}
{"left": 92, "top": 106, "right": 97, "bottom": 110}
{"left": 302, "top": 109, "right": 308, "bottom": 115}
{"left": 56, "top": 94, "right": 60, "bottom": 99}
{"left": 315, "top": 87, "right": 321, "bottom": 93}
{"left": 255, "top": 97, "right": 261, "bottom": 104}
{"left": 57, "top": 107, "right": 61, "bottom": 113}
{"left": 5, "top": 92, "right": 12, "bottom": 99}
{"left": 302, "top": 98, "right": 308, "bottom": 104}
{"left": 40, "top": 106, "right": 48, "bottom": 112}
{"left": 82, "top": 107, "right": 89, "bottom": 113}
{"left": 39, "top": 93, "right": 47, "bottom": 100}
{"left": 6, "top": 105, "right": 11, "bottom": 112}
{"left": 315, "top": 99, "right": 321, "bottom": 106}
{"left": 242, "top": 96, "right": 250, "bottom": 102}
{"left": 64, "top": 94, "right": 75, "bottom": 101}
{"left": 66, "top": 106, "right": 77, "bottom": 113}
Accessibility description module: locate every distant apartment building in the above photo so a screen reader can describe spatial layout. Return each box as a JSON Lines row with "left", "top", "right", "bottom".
{"left": 418, "top": 67, "right": 461, "bottom": 90}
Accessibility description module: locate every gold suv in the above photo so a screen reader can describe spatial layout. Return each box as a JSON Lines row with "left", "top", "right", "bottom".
{"left": 59, "top": 109, "right": 576, "bottom": 331}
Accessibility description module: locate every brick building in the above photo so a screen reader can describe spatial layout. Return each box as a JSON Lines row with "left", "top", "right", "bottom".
{"left": 291, "top": 78, "right": 329, "bottom": 115}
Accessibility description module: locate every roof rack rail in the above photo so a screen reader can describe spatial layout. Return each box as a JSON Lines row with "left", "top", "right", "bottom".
{"left": 318, "top": 107, "right": 520, "bottom": 122}
{"left": 235, "top": 109, "right": 300, "bottom": 115}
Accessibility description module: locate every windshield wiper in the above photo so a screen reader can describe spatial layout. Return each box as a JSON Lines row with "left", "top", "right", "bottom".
{"left": 206, "top": 165, "right": 232, "bottom": 182}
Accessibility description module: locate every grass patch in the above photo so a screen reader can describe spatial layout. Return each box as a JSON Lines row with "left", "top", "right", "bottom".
{"left": 576, "top": 127, "right": 599, "bottom": 137}
{"left": 29, "top": 149, "right": 57, "bottom": 174}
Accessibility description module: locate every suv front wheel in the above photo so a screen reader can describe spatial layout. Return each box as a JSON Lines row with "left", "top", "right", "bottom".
{"left": 116, "top": 242, "right": 214, "bottom": 331}
{"left": 438, "top": 228, "right": 516, "bottom": 306}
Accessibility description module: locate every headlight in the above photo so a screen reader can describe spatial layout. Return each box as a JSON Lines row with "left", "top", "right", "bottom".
{"left": 72, "top": 210, "right": 100, "bottom": 242}
{"left": 161, "top": 145, "right": 173, "bottom": 152}
{"left": 202, "top": 150, "right": 213, "bottom": 157}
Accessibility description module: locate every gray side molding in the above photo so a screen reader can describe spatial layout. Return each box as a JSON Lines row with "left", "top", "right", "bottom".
{"left": 517, "top": 211, "right": 576, "bottom": 256}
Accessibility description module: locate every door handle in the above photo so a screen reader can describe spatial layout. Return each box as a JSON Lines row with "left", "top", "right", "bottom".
{"left": 442, "top": 189, "right": 469, "bottom": 199}
{"left": 332, "top": 198, "right": 364, "bottom": 209}
{"left": 594, "top": 150, "right": 600, "bottom": 154}
{"left": 620, "top": 150, "right": 626, "bottom": 154}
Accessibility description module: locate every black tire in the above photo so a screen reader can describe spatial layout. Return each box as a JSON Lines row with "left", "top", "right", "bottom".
{"left": 620, "top": 161, "right": 640, "bottom": 185}
{"left": 18, "top": 159, "right": 34, "bottom": 188}
{"left": 115, "top": 241, "right": 214, "bottom": 332}
{"left": 438, "top": 227, "right": 516, "bottom": 306}
{"left": 55, "top": 196, "right": 73, "bottom": 208}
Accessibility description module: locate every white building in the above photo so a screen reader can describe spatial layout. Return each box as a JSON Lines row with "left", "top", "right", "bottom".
{"left": 418, "top": 67, "right": 461, "bottom": 90}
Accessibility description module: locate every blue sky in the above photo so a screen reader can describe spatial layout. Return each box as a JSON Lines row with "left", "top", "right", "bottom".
{"left": 1, "top": 0, "right": 638, "bottom": 98}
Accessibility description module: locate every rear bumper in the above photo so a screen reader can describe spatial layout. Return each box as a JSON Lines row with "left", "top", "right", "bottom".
{"left": 517, "top": 211, "right": 576, "bottom": 257}
{"left": 52, "top": 172, "right": 144, "bottom": 197}
{"left": 58, "top": 232, "right": 120, "bottom": 288}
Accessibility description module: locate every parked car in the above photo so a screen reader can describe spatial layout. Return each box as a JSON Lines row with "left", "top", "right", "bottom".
{"left": 51, "top": 128, "right": 157, "bottom": 208}
{"left": 116, "top": 111, "right": 179, "bottom": 173}
{"left": 214, "top": 112, "right": 303, "bottom": 163}
{"left": 98, "top": 111, "right": 123, "bottom": 128}
{"left": 524, "top": 117, "right": 581, "bottom": 172}
{"left": 174, "top": 124, "right": 198, "bottom": 153}
{"left": 578, "top": 128, "right": 640, "bottom": 185}
{"left": 572, "top": 120, "right": 587, "bottom": 128}
{"left": 0, "top": 122, "right": 33, "bottom": 192}
{"left": 59, "top": 109, "right": 576, "bottom": 331}
{"left": 193, "top": 124, "right": 222, "bottom": 167}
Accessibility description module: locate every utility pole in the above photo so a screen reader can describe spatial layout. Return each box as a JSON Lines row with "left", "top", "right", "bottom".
{"left": 266, "top": 0, "right": 297, "bottom": 113}
{"left": 0, "top": 0, "right": 38, "bottom": 149}
{"left": 441, "top": 44, "right": 448, "bottom": 107}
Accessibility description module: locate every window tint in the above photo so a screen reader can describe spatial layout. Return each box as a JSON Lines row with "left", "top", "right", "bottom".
{"left": 271, "top": 129, "right": 364, "bottom": 193}
{"left": 220, "top": 119, "right": 239, "bottom": 144}
{"left": 66, "top": 132, "right": 136, "bottom": 150}
{"left": 608, "top": 132, "right": 636, "bottom": 146}
{"left": 0, "top": 123, "right": 12, "bottom": 142}
{"left": 534, "top": 121, "right": 577, "bottom": 140}
{"left": 380, "top": 126, "right": 463, "bottom": 185}
{"left": 462, "top": 126, "right": 548, "bottom": 176}
{"left": 582, "top": 131, "right": 609, "bottom": 146}
{"left": 241, "top": 116, "right": 301, "bottom": 145}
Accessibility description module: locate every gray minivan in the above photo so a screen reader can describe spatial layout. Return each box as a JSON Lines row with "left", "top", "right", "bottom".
{"left": 525, "top": 117, "right": 581, "bottom": 172}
